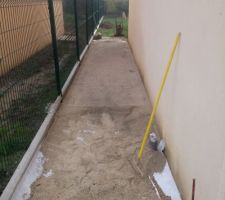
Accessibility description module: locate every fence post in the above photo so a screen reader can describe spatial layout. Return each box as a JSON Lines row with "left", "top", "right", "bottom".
{"left": 97, "top": 0, "right": 100, "bottom": 23}
{"left": 86, "top": 0, "right": 89, "bottom": 44}
{"left": 99, "top": 0, "right": 101, "bottom": 19}
{"left": 91, "top": 0, "right": 94, "bottom": 33}
{"left": 73, "top": 0, "right": 80, "bottom": 60}
{"left": 47, "top": 0, "right": 62, "bottom": 96}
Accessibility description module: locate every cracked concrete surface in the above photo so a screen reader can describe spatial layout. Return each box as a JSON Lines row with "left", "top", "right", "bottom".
{"left": 30, "top": 38, "right": 162, "bottom": 200}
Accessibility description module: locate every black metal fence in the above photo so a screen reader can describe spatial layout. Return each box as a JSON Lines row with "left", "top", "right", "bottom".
{"left": 0, "top": 0, "right": 104, "bottom": 194}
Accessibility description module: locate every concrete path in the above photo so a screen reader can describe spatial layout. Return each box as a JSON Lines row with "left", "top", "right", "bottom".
{"left": 30, "top": 38, "right": 160, "bottom": 200}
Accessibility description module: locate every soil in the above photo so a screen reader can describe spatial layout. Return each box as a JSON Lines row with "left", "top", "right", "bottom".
{"left": 100, "top": 22, "right": 114, "bottom": 29}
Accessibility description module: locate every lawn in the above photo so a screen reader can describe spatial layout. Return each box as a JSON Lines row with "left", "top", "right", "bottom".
{"left": 98, "top": 16, "right": 128, "bottom": 38}
{"left": 0, "top": 40, "right": 77, "bottom": 194}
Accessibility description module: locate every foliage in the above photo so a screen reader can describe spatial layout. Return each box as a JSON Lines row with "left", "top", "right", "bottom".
{"left": 0, "top": 124, "right": 33, "bottom": 156}
{"left": 63, "top": 0, "right": 74, "bottom": 14}
{"left": 98, "top": 16, "right": 128, "bottom": 37}
{"left": 105, "top": 0, "right": 117, "bottom": 14}
{"left": 115, "top": 1, "right": 128, "bottom": 15}
{"left": 104, "top": 0, "right": 128, "bottom": 16}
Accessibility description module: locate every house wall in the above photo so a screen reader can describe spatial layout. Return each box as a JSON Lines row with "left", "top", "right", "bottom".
{"left": 0, "top": 0, "right": 64, "bottom": 76}
{"left": 128, "top": 0, "right": 225, "bottom": 199}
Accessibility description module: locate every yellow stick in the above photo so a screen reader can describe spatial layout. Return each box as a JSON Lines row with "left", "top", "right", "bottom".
{"left": 138, "top": 32, "right": 181, "bottom": 159}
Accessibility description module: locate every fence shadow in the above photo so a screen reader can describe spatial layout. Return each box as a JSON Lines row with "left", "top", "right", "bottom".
{"left": 0, "top": 0, "right": 104, "bottom": 194}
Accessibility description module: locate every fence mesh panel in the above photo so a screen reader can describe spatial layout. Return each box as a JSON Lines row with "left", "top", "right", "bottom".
{"left": 87, "top": 0, "right": 94, "bottom": 41}
{"left": 77, "top": 0, "right": 87, "bottom": 54}
{"left": 55, "top": 0, "right": 78, "bottom": 87}
{"left": 0, "top": 0, "right": 103, "bottom": 194}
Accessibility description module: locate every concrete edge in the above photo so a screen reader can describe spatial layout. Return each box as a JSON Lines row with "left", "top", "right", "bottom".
{"left": 0, "top": 16, "right": 104, "bottom": 200}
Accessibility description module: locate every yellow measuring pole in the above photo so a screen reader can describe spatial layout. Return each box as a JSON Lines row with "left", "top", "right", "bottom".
{"left": 138, "top": 32, "right": 181, "bottom": 159}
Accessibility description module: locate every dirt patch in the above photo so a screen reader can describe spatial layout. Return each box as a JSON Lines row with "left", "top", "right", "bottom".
{"left": 30, "top": 107, "right": 162, "bottom": 200}
{"left": 100, "top": 21, "right": 114, "bottom": 29}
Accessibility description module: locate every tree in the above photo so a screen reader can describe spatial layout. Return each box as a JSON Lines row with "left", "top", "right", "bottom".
{"left": 105, "top": 0, "right": 117, "bottom": 15}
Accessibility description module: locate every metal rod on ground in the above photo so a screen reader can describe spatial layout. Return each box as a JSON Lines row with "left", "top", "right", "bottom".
{"left": 48, "top": 0, "right": 62, "bottom": 96}
{"left": 192, "top": 179, "right": 196, "bottom": 200}
{"left": 138, "top": 32, "right": 181, "bottom": 159}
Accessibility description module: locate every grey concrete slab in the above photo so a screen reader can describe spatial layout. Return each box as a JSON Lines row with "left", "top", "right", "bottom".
{"left": 30, "top": 38, "right": 161, "bottom": 200}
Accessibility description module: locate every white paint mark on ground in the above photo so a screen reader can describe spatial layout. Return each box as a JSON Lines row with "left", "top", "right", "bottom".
{"left": 43, "top": 169, "right": 54, "bottom": 178}
{"left": 78, "top": 129, "right": 95, "bottom": 135}
{"left": 76, "top": 136, "right": 88, "bottom": 145}
{"left": 153, "top": 162, "right": 181, "bottom": 200}
{"left": 114, "top": 130, "right": 120, "bottom": 135}
{"left": 83, "top": 129, "right": 95, "bottom": 134}
{"left": 11, "top": 151, "right": 45, "bottom": 200}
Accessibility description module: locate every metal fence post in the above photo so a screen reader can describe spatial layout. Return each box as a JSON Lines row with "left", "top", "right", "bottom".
{"left": 91, "top": 0, "right": 94, "bottom": 33}
{"left": 47, "top": 0, "right": 62, "bottom": 96}
{"left": 86, "top": 0, "right": 89, "bottom": 44}
{"left": 98, "top": 0, "right": 100, "bottom": 23}
{"left": 73, "top": 0, "right": 80, "bottom": 60}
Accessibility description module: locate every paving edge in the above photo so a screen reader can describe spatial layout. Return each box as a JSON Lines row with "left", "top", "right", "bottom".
{"left": 0, "top": 17, "right": 104, "bottom": 200}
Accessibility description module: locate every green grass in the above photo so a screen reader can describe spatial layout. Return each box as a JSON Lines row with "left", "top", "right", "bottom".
{"left": 98, "top": 16, "right": 128, "bottom": 38}
{"left": 0, "top": 80, "right": 57, "bottom": 194}
{"left": 0, "top": 124, "right": 34, "bottom": 156}
{"left": 0, "top": 40, "right": 75, "bottom": 194}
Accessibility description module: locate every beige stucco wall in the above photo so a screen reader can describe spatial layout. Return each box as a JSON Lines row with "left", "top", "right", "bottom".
{"left": 0, "top": 0, "right": 64, "bottom": 76}
{"left": 128, "top": 0, "right": 225, "bottom": 199}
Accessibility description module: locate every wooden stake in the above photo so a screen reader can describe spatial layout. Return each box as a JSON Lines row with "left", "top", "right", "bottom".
{"left": 192, "top": 179, "right": 196, "bottom": 200}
